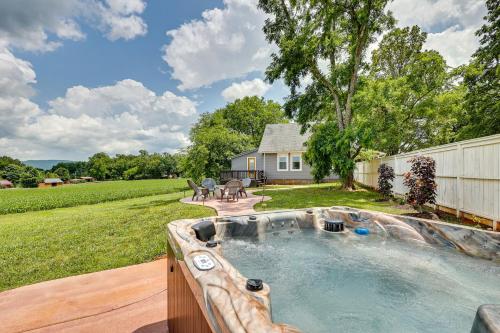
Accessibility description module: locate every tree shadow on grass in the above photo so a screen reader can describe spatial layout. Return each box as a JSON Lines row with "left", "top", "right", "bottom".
{"left": 128, "top": 199, "right": 180, "bottom": 210}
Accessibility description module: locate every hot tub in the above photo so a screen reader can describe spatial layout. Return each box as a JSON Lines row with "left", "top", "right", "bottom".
{"left": 166, "top": 207, "right": 500, "bottom": 333}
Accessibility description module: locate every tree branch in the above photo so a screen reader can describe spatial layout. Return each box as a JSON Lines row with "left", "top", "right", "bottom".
{"left": 344, "top": 0, "right": 373, "bottom": 125}
{"left": 310, "top": 60, "right": 345, "bottom": 129}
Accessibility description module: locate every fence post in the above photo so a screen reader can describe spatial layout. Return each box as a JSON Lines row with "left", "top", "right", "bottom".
{"left": 456, "top": 143, "right": 463, "bottom": 219}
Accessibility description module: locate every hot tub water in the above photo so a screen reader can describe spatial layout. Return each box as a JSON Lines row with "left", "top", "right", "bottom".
{"left": 222, "top": 229, "right": 500, "bottom": 333}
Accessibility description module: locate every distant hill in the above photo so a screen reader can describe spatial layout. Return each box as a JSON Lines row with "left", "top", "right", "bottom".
{"left": 23, "top": 160, "right": 73, "bottom": 170}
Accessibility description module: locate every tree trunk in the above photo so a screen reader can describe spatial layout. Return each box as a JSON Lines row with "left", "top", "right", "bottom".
{"left": 342, "top": 171, "right": 355, "bottom": 190}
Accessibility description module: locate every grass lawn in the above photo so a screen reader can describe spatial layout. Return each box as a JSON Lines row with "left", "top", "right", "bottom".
{"left": 254, "top": 181, "right": 414, "bottom": 215}
{"left": 0, "top": 179, "right": 188, "bottom": 215}
{"left": 0, "top": 192, "right": 214, "bottom": 291}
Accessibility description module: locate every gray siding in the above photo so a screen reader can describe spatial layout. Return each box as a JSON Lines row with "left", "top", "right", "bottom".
{"left": 231, "top": 151, "right": 263, "bottom": 170}
{"left": 263, "top": 153, "right": 312, "bottom": 180}
{"left": 231, "top": 151, "right": 338, "bottom": 181}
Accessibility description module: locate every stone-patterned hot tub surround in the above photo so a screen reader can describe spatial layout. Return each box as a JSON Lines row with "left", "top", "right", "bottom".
{"left": 167, "top": 207, "right": 500, "bottom": 333}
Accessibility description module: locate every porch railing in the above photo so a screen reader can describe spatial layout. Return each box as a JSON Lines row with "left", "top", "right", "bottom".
{"left": 219, "top": 170, "right": 265, "bottom": 184}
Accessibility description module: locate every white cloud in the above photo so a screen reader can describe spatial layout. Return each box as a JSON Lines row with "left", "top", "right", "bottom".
{"left": 425, "top": 25, "right": 480, "bottom": 67}
{"left": 388, "top": 0, "right": 486, "bottom": 67}
{"left": 0, "top": 46, "right": 41, "bottom": 137}
{"left": 0, "top": 0, "right": 147, "bottom": 52}
{"left": 0, "top": 54, "right": 198, "bottom": 159}
{"left": 95, "top": 0, "right": 147, "bottom": 41}
{"left": 162, "top": 0, "right": 272, "bottom": 90}
{"left": 221, "top": 78, "right": 270, "bottom": 101}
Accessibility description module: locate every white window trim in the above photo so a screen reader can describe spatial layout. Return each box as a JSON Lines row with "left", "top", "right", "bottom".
{"left": 290, "top": 153, "right": 302, "bottom": 171}
{"left": 277, "top": 153, "right": 288, "bottom": 171}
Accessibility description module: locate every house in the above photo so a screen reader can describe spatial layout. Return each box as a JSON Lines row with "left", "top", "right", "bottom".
{"left": 228, "top": 123, "right": 338, "bottom": 184}
{"left": 0, "top": 180, "right": 14, "bottom": 189}
{"left": 38, "top": 178, "right": 64, "bottom": 188}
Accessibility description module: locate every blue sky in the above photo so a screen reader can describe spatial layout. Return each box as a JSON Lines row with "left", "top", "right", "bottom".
{"left": 20, "top": 0, "right": 232, "bottom": 111}
{"left": 0, "top": 0, "right": 486, "bottom": 160}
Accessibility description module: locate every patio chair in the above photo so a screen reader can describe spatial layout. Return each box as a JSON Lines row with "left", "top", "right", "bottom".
{"left": 201, "top": 178, "right": 217, "bottom": 196}
{"left": 224, "top": 179, "right": 241, "bottom": 202}
{"left": 187, "top": 179, "right": 208, "bottom": 202}
{"left": 239, "top": 177, "right": 251, "bottom": 197}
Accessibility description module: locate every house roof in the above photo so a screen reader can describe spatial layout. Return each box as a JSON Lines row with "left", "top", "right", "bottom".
{"left": 44, "top": 178, "right": 63, "bottom": 183}
{"left": 231, "top": 148, "right": 258, "bottom": 160}
{"left": 257, "top": 123, "right": 310, "bottom": 153}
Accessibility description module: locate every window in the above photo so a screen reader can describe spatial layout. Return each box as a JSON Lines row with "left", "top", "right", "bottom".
{"left": 291, "top": 153, "right": 302, "bottom": 171}
{"left": 277, "top": 154, "right": 288, "bottom": 171}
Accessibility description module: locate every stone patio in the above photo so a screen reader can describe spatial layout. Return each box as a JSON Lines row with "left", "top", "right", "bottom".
{"left": 180, "top": 189, "right": 271, "bottom": 216}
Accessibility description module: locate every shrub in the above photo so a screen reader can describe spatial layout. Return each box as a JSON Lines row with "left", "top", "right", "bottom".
{"left": 19, "top": 174, "right": 40, "bottom": 188}
{"left": 377, "top": 163, "right": 395, "bottom": 199}
{"left": 403, "top": 156, "right": 437, "bottom": 211}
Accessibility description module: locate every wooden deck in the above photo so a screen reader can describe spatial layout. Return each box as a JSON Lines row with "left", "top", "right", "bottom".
{"left": 0, "top": 259, "right": 168, "bottom": 333}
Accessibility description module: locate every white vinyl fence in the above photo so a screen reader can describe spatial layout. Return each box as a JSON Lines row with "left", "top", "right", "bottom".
{"left": 354, "top": 134, "right": 500, "bottom": 226}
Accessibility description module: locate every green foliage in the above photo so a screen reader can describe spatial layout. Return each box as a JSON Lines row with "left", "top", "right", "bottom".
{"left": 355, "top": 26, "right": 462, "bottom": 155}
{"left": 371, "top": 26, "right": 427, "bottom": 78}
{"left": 0, "top": 179, "right": 188, "bottom": 215}
{"left": 123, "top": 166, "right": 140, "bottom": 180}
{"left": 184, "top": 97, "right": 285, "bottom": 180}
{"left": 51, "top": 161, "right": 87, "bottom": 178}
{"left": 0, "top": 164, "right": 24, "bottom": 183}
{"left": 87, "top": 152, "right": 112, "bottom": 180}
{"left": 0, "top": 156, "right": 23, "bottom": 170}
{"left": 54, "top": 167, "right": 70, "bottom": 181}
{"left": 185, "top": 125, "right": 254, "bottom": 181}
{"left": 19, "top": 166, "right": 43, "bottom": 188}
{"left": 305, "top": 122, "right": 371, "bottom": 185}
{"left": 259, "top": 0, "right": 394, "bottom": 189}
{"left": 458, "top": 0, "right": 500, "bottom": 139}
{"left": 220, "top": 96, "right": 286, "bottom": 146}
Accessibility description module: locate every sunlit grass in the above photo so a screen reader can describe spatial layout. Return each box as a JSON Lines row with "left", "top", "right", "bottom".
{"left": 0, "top": 192, "right": 214, "bottom": 291}
{"left": 254, "top": 181, "right": 414, "bottom": 215}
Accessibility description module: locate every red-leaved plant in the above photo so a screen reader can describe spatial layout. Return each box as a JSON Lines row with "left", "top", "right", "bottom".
{"left": 377, "top": 163, "right": 395, "bottom": 199}
{"left": 403, "top": 156, "right": 437, "bottom": 212}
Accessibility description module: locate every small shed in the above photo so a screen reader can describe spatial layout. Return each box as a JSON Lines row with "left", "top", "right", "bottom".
{"left": 0, "top": 180, "right": 14, "bottom": 189}
{"left": 80, "top": 176, "right": 95, "bottom": 182}
{"left": 39, "top": 178, "right": 64, "bottom": 188}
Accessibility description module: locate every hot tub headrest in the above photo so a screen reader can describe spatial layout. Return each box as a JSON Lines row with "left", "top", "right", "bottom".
{"left": 191, "top": 220, "right": 216, "bottom": 242}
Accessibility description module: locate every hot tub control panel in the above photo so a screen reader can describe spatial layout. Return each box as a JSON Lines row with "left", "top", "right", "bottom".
{"left": 193, "top": 254, "right": 215, "bottom": 271}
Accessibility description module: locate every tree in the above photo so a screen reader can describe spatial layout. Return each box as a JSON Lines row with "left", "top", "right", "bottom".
{"left": 184, "top": 97, "right": 285, "bottom": 181}
{"left": 355, "top": 26, "right": 461, "bottom": 155}
{"left": 259, "top": 0, "right": 394, "bottom": 189}
{"left": 54, "top": 167, "right": 70, "bottom": 181}
{"left": 184, "top": 125, "right": 254, "bottom": 182}
{"left": 87, "top": 153, "right": 112, "bottom": 180}
{"left": 51, "top": 161, "right": 87, "bottom": 178}
{"left": 458, "top": 0, "right": 499, "bottom": 139}
{"left": 0, "top": 164, "right": 24, "bottom": 183}
{"left": 220, "top": 97, "right": 287, "bottom": 146}
{"left": 371, "top": 26, "right": 427, "bottom": 79}
{"left": 305, "top": 122, "right": 371, "bottom": 183}
{"left": 0, "top": 156, "right": 23, "bottom": 170}
{"left": 19, "top": 166, "right": 43, "bottom": 188}
{"left": 192, "top": 97, "right": 287, "bottom": 147}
